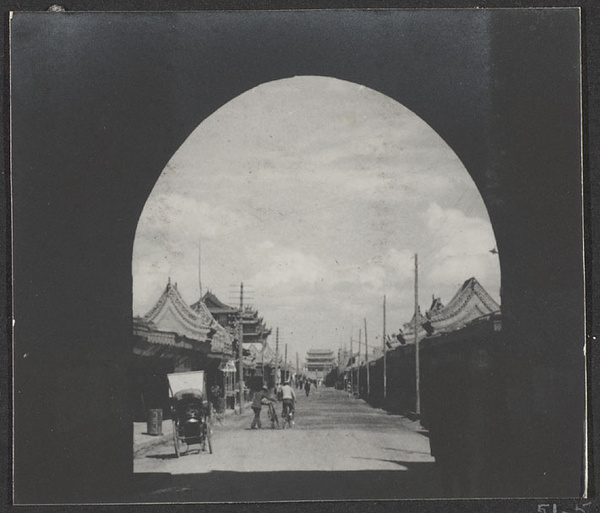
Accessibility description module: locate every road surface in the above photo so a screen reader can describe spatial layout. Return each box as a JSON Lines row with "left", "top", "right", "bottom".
{"left": 131, "top": 387, "right": 442, "bottom": 502}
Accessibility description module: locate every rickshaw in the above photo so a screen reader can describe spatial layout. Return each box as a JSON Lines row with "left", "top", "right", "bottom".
{"left": 168, "top": 371, "right": 212, "bottom": 457}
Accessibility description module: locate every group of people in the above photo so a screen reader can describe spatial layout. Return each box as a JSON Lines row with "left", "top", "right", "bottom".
{"left": 296, "top": 376, "right": 318, "bottom": 396}
{"left": 250, "top": 380, "right": 296, "bottom": 429}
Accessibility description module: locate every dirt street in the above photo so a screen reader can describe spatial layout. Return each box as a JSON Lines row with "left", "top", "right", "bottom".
{"left": 132, "top": 387, "right": 442, "bottom": 502}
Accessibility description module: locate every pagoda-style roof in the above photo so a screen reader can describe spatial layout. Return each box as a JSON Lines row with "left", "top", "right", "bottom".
{"left": 307, "top": 349, "right": 336, "bottom": 356}
{"left": 193, "top": 298, "right": 233, "bottom": 355}
{"left": 144, "top": 281, "right": 212, "bottom": 341}
{"left": 305, "top": 349, "right": 336, "bottom": 372}
{"left": 397, "top": 277, "right": 500, "bottom": 347}
{"left": 143, "top": 281, "right": 232, "bottom": 354}
{"left": 192, "top": 291, "right": 271, "bottom": 344}
{"left": 192, "top": 291, "right": 238, "bottom": 315}
{"left": 240, "top": 305, "right": 272, "bottom": 341}
{"left": 133, "top": 316, "right": 211, "bottom": 359}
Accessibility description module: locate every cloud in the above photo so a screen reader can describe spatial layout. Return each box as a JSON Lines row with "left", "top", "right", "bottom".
{"left": 248, "top": 242, "right": 329, "bottom": 288}
{"left": 131, "top": 257, "right": 173, "bottom": 316}
{"left": 131, "top": 76, "right": 501, "bottom": 356}
{"left": 382, "top": 248, "right": 415, "bottom": 283}
{"left": 136, "top": 192, "right": 248, "bottom": 241}
{"left": 421, "top": 203, "right": 500, "bottom": 301}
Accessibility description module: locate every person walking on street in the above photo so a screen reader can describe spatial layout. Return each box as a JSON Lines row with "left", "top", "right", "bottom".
{"left": 304, "top": 379, "right": 311, "bottom": 397}
{"left": 280, "top": 380, "right": 296, "bottom": 424}
{"left": 250, "top": 385, "right": 274, "bottom": 429}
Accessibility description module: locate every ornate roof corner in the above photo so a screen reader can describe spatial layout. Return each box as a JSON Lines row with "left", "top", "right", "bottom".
{"left": 397, "top": 277, "right": 501, "bottom": 347}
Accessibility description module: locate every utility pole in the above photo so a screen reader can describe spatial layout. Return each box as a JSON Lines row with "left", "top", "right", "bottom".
{"left": 296, "top": 352, "right": 299, "bottom": 377}
{"left": 261, "top": 344, "right": 265, "bottom": 387}
{"left": 383, "top": 295, "right": 387, "bottom": 401}
{"left": 284, "top": 343, "right": 288, "bottom": 382}
{"left": 350, "top": 334, "right": 354, "bottom": 396}
{"left": 357, "top": 328, "right": 362, "bottom": 397}
{"left": 198, "top": 235, "right": 203, "bottom": 300}
{"left": 275, "top": 327, "right": 280, "bottom": 387}
{"left": 364, "top": 317, "right": 370, "bottom": 397}
{"left": 414, "top": 254, "right": 420, "bottom": 416}
{"left": 238, "top": 282, "right": 244, "bottom": 414}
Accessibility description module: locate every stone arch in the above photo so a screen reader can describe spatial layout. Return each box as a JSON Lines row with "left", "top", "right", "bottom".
{"left": 11, "top": 10, "right": 583, "bottom": 503}
{"left": 132, "top": 75, "right": 502, "bottom": 324}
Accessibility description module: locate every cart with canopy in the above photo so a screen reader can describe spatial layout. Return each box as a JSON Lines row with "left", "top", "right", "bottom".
{"left": 168, "top": 371, "right": 213, "bottom": 457}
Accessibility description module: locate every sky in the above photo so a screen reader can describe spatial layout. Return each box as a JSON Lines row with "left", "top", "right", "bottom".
{"left": 132, "top": 76, "right": 500, "bottom": 365}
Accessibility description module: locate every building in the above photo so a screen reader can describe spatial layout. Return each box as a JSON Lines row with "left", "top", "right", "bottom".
{"left": 353, "top": 276, "right": 501, "bottom": 408}
{"left": 240, "top": 305, "right": 272, "bottom": 344}
{"left": 243, "top": 341, "right": 283, "bottom": 388}
{"left": 131, "top": 280, "right": 233, "bottom": 419}
{"left": 305, "top": 348, "right": 336, "bottom": 381}
{"left": 391, "top": 276, "right": 500, "bottom": 349}
{"left": 194, "top": 290, "right": 273, "bottom": 393}
{"left": 192, "top": 291, "right": 238, "bottom": 333}
{"left": 193, "top": 291, "right": 272, "bottom": 345}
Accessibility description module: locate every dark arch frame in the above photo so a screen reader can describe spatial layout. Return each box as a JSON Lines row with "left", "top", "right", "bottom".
{"left": 10, "top": 9, "right": 584, "bottom": 502}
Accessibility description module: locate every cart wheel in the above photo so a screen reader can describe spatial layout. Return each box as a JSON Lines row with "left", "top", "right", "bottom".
{"left": 172, "top": 420, "right": 180, "bottom": 458}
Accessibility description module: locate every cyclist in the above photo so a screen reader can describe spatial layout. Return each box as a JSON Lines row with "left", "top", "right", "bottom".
{"left": 250, "top": 385, "right": 275, "bottom": 429}
{"left": 280, "top": 380, "right": 296, "bottom": 426}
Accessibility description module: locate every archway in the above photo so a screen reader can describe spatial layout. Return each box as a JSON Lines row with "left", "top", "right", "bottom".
{"left": 11, "top": 10, "right": 583, "bottom": 503}
{"left": 130, "top": 76, "right": 502, "bottom": 497}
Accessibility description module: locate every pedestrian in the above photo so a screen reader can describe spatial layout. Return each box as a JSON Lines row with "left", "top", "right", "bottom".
{"left": 250, "top": 385, "right": 274, "bottom": 429}
{"left": 210, "top": 384, "right": 225, "bottom": 415}
{"left": 280, "top": 380, "right": 296, "bottom": 424}
{"left": 304, "top": 379, "right": 311, "bottom": 397}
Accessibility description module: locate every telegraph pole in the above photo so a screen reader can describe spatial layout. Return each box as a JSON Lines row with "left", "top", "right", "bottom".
{"left": 238, "top": 282, "right": 244, "bottom": 413}
{"left": 357, "top": 328, "right": 362, "bottom": 396}
{"left": 296, "top": 352, "right": 299, "bottom": 379}
{"left": 261, "top": 344, "right": 265, "bottom": 387}
{"left": 284, "top": 343, "right": 288, "bottom": 382}
{"left": 414, "top": 254, "right": 420, "bottom": 416}
{"left": 275, "top": 327, "right": 280, "bottom": 387}
{"left": 350, "top": 334, "right": 354, "bottom": 396}
{"left": 364, "top": 317, "right": 370, "bottom": 397}
{"left": 198, "top": 236, "right": 203, "bottom": 299}
{"left": 383, "top": 295, "right": 387, "bottom": 401}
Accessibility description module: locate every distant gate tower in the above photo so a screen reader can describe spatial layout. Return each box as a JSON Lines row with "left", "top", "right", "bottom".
{"left": 305, "top": 348, "right": 336, "bottom": 381}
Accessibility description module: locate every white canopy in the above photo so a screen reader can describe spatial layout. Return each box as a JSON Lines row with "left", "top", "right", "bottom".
{"left": 167, "top": 370, "right": 205, "bottom": 396}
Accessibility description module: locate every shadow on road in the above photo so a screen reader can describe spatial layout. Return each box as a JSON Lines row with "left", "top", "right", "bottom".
{"left": 130, "top": 461, "right": 443, "bottom": 502}
{"left": 145, "top": 453, "right": 187, "bottom": 460}
{"left": 379, "top": 446, "right": 431, "bottom": 454}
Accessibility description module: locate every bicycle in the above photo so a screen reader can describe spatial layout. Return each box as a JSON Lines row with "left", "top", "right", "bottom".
{"left": 282, "top": 405, "right": 294, "bottom": 429}
{"left": 266, "top": 401, "right": 279, "bottom": 429}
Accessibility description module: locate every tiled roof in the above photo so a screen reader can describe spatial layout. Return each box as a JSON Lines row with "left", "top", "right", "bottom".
{"left": 397, "top": 277, "right": 500, "bottom": 347}
{"left": 191, "top": 291, "right": 237, "bottom": 314}
{"left": 143, "top": 281, "right": 232, "bottom": 354}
